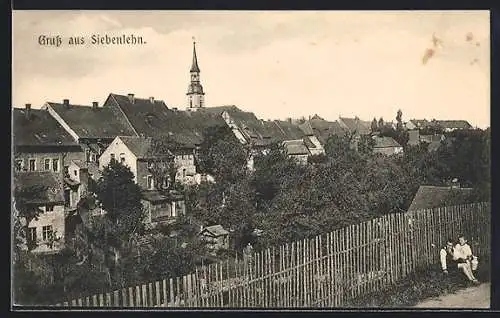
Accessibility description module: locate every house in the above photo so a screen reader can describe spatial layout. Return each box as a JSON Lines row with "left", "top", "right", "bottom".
{"left": 307, "top": 115, "right": 347, "bottom": 145}
{"left": 282, "top": 139, "right": 311, "bottom": 164}
{"left": 203, "top": 106, "right": 324, "bottom": 168}
{"left": 338, "top": 116, "right": 372, "bottom": 136}
{"left": 407, "top": 119, "right": 430, "bottom": 130}
{"left": 43, "top": 99, "right": 138, "bottom": 181}
{"left": 407, "top": 184, "right": 475, "bottom": 212}
{"left": 434, "top": 120, "right": 473, "bottom": 132}
{"left": 103, "top": 93, "right": 227, "bottom": 178}
{"left": 372, "top": 136, "right": 403, "bottom": 155}
{"left": 199, "top": 224, "right": 230, "bottom": 252}
{"left": 419, "top": 133, "right": 444, "bottom": 144}
{"left": 407, "top": 130, "right": 420, "bottom": 146}
{"left": 13, "top": 105, "right": 84, "bottom": 174}
{"left": 99, "top": 136, "right": 187, "bottom": 227}
{"left": 13, "top": 106, "right": 86, "bottom": 213}
{"left": 13, "top": 172, "right": 66, "bottom": 254}
{"left": 62, "top": 160, "right": 91, "bottom": 213}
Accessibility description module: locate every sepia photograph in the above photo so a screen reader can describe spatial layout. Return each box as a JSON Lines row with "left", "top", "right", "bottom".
{"left": 11, "top": 10, "right": 491, "bottom": 309}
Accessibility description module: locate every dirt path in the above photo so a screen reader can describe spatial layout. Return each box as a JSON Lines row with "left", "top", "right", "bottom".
{"left": 414, "top": 283, "right": 490, "bottom": 308}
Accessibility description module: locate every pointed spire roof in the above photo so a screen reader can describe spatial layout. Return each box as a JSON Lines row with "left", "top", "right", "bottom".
{"left": 190, "top": 41, "right": 200, "bottom": 73}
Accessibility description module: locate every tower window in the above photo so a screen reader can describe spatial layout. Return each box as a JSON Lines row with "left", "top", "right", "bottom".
{"left": 190, "top": 98, "right": 193, "bottom": 108}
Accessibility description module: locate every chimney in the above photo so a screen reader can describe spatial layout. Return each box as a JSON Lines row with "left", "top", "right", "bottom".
{"left": 149, "top": 96, "right": 155, "bottom": 104}
{"left": 128, "top": 93, "right": 135, "bottom": 103}
{"left": 92, "top": 101, "right": 98, "bottom": 109}
{"left": 25, "top": 103, "right": 31, "bottom": 119}
{"left": 63, "top": 99, "right": 70, "bottom": 109}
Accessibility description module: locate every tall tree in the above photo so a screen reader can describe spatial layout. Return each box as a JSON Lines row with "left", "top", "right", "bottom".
{"left": 396, "top": 109, "right": 403, "bottom": 131}
{"left": 94, "top": 160, "right": 145, "bottom": 247}
{"left": 198, "top": 125, "right": 250, "bottom": 184}
{"left": 371, "top": 118, "right": 378, "bottom": 133}
{"left": 378, "top": 117, "right": 385, "bottom": 130}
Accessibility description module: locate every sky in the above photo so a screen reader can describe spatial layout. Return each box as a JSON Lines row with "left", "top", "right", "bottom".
{"left": 12, "top": 11, "right": 490, "bottom": 128}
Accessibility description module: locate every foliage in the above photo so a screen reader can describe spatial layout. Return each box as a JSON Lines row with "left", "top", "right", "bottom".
{"left": 94, "top": 159, "right": 145, "bottom": 245}
{"left": 371, "top": 118, "right": 378, "bottom": 132}
{"left": 396, "top": 109, "right": 403, "bottom": 131}
{"left": 13, "top": 184, "right": 49, "bottom": 251}
{"left": 147, "top": 137, "right": 181, "bottom": 190}
{"left": 197, "top": 125, "right": 250, "bottom": 184}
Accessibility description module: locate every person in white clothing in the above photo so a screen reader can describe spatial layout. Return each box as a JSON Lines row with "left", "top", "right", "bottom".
{"left": 441, "top": 235, "right": 479, "bottom": 284}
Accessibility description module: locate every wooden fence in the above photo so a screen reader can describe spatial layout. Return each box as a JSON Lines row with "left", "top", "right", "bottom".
{"left": 55, "top": 202, "right": 490, "bottom": 308}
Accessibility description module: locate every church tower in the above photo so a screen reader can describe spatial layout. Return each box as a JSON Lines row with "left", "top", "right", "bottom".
{"left": 186, "top": 40, "right": 205, "bottom": 111}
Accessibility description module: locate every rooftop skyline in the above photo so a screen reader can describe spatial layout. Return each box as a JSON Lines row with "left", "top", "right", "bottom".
{"left": 12, "top": 11, "right": 490, "bottom": 128}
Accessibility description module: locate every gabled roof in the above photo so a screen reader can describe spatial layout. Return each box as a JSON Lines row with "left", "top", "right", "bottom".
{"left": 373, "top": 136, "right": 402, "bottom": 148}
{"left": 407, "top": 185, "right": 474, "bottom": 211}
{"left": 14, "top": 172, "right": 65, "bottom": 204}
{"left": 298, "top": 121, "right": 314, "bottom": 136}
{"left": 107, "top": 94, "right": 226, "bottom": 147}
{"left": 435, "top": 120, "right": 472, "bottom": 130}
{"left": 273, "top": 120, "right": 306, "bottom": 140}
{"left": 308, "top": 118, "right": 347, "bottom": 144}
{"left": 427, "top": 140, "right": 442, "bottom": 152}
{"left": 201, "top": 224, "right": 229, "bottom": 237}
{"left": 47, "top": 102, "right": 137, "bottom": 139}
{"left": 119, "top": 136, "right": 173, "bottom": 159}
{"left": 283, "top": 140, "right": 310, "bottom": 156}
{"left": 339, "top": 117, "right": 371, "bottom": 135}
{"left": 13, "top": 108, "right": 79, "bottom": 147}
{"left": 409, "top": 119, "right": 430, "bottom": 128}
{"left": 71, "top": 159, "right": 88, "bottom": 170}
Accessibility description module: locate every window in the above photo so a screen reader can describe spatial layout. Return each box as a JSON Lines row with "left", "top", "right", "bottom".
{"left": 110, "top": 153, "right": 115, "bottom": 161}
{"left": 120, "top": 153, "right": 126, "bottom": 164}
{"left": 74, "top": 170, "right": 78, "bottom": 176}
{"left": 91, "top": 154, "right": 97, "bottom": 162}
{"left": 42, "top": 225, "right": 53, "bottom": 241}
{"left": 45, "top": 205, "right": 54, "bottom": 212}
{"left": 52, "top": 158, "right": 59, "bottom": 172}
{"left": 147, "top": 175, "right": 154, "bottom": 190}
{"left": 64, "top": 166, "right": 69, "bottom": 176}
{"left": 44, "top": 159, "right": 51, "bottom": 171}
{"left": 29, "top": 159, "right": 36, "bottom": 171}
{"left": 27, "top": 227, "right": 37, "bottom": 243}
{"left": 14, "top": 159, "right": 23, "bottom": 171}
{"left": 85, "top": 150, "right": 90, "bottom": 163}
{"left": 172, "top": 202, "right": 177, "bottom": 217}
{"left": 182, "top": 169, "right": 186, "bottom": 178}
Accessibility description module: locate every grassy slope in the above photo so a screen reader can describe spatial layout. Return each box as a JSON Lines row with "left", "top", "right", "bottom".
{"left": 345, "top": 257, "right": 490, "bottom": 308}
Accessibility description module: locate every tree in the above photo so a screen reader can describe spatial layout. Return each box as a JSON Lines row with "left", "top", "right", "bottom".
{"left": 13, "top": 184, "right": 49, "bottom": 251}
{"left": 371, "top": 118, "right": 378, "bottom": 133}
{"left": 94, "top": 160, "right": 145, "bottom": 247}
{"left": 378, "top": 117, "right": 385, "bottom": 130}
{"left": 396, "top": 109, "right": 403, "bottom": 131}
{"left": 198, "top": 125, "right": 250, "bottom": 184}
{"left": 146, "top": 137, "right": 180, "bottom": 190}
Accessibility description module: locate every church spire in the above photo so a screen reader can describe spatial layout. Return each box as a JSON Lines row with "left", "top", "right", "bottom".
{"left": 190, "top": 40, "right": 200, "bottom": 73}
{"left": 186, "top": 38, "right": 204, "bottom": 111}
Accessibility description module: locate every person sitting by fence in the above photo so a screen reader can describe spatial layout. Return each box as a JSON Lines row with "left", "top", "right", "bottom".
{"left": 440, "top": 235, "right": 479, "bottom": 284}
